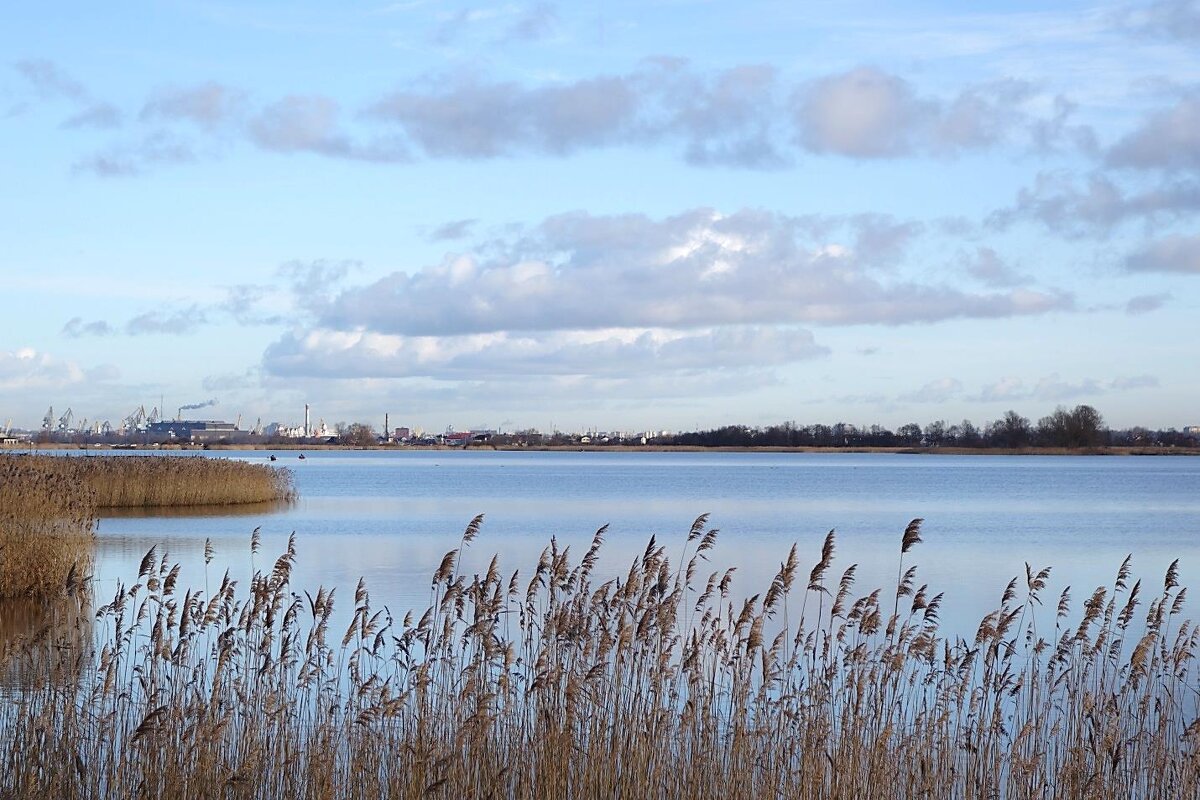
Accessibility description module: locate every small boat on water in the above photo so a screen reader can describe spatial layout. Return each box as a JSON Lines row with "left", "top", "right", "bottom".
{"left": 298, "top": 453, "right": 306, "bottom": 460}
{"left": 269, "top": 454, "right": 277, "bottom": 462}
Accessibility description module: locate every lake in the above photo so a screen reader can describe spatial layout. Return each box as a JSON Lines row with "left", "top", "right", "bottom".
{"left": 89, "top": 450, "right": 1200, "bottom": 637}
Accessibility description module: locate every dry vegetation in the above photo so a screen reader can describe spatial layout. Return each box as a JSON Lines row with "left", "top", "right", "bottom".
{"left": 0, "top": 458, "right": 95, "bottom": 600}
{"left": 0, "top": 454, "right": 293, "bottom": 599}
{"left": 1, "top": 516, "right": 1197, "bottom": 798}
{"left": 0, "top": 454, "right": 295, "bottom": 509}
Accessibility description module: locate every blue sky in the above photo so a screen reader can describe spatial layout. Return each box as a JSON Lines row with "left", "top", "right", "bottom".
{"left": 1, "top": 0, "right": 1198, "bottom": 434}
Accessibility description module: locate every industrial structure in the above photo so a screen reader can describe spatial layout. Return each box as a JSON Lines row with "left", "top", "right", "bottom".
{"left": 145, "top": 420, "right": 242, "bottom": 443}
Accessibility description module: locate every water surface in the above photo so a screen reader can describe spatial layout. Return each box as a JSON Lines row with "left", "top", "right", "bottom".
{"left": 86, "top": 450, "right": 1200, "bottom": 636}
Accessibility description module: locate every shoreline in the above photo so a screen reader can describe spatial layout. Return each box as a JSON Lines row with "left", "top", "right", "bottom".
{"left": 11, "top": 442, "right": 1200, "bottom": 456}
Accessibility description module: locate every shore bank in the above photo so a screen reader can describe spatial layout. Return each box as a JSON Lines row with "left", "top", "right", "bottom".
{"left": 13, "top": 442, "right": 1199, "bottom": 456}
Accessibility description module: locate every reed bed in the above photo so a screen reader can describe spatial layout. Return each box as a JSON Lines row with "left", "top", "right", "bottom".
{"left": 0, "top": 454, "right": 295, "bottom": 508}
{"left": 1, "top": 517, "right": 1197, "bottom": 799}
{"left": 0, "top": 458, "right": 95, "bottom": 599}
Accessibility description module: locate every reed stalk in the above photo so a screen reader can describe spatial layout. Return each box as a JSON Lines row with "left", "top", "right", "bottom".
{"left": 0, "top": 516, "right": 1195, "bottom": 798}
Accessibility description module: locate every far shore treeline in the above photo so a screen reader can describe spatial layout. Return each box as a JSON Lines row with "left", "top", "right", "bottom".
{"left": 360, "top": 404, "right": 1191, "bottom": 450}
{"left": 664, "top": 405, "right": 1197, "bottom": 450}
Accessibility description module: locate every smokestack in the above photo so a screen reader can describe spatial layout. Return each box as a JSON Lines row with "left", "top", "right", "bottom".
{"left": 305, "top": 404, "right": 310, "bottom": 437}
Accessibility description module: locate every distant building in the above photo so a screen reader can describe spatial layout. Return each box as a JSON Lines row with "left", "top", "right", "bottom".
{"left": 394, "top": 427, "right": 411, "bottom": 440}
{"left": 265, "top": 423, "right": 307, "bottom": 439}
{"left": 146, "top": 420, "right": 240, "bottom": 443}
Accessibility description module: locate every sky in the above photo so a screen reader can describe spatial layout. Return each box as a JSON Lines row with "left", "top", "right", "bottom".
{"left": 1, "top": 0, "right": 1198, "bottom": 434}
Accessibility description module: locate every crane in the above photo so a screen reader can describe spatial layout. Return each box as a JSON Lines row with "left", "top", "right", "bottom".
{"left": 57, "top": 408, "right": 73, "bottom": 432}
{"left": 101, "top": 420, "right": 112, "bottom": 435}
{"left": 43, "top": 406, "right": 54, "bottom": 430}
{"left": 147, "top": 407, "right": 161, "bottom": 424}
{"left": 123, "top": 405, "right": 147, "bottom": 433}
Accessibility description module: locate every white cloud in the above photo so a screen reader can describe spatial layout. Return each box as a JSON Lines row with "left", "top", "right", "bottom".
{"left": 263, "top": 325, "right": 828, "bottom": 380}
{"left": 792, "top": 68, "right": 1032, "bottom": 158}
{"left": 962, "top": 247, "right": 1029, "bottom": 287}
{"left": 974, "top": 376, "right": 1027, "bottom": 402}
{"left": 988, "top": 172, "right": 1200, "bottom": 237}
{"left": 972, "top": 373, "right": 1160, "bottom": 403}
{"left": 317, "top": 208, "right": 1072, "bottom": 337}
{"left": 62, "top": 317, "right": 116, "bottom": 337}
{"left": 249, "top": 95, "right": 407, "bottom": 161}
{"left": 1118, "top": 0, "right": 1200, "bottom": 42}
{"left": 1107, "top": 94, "right": 1200, "bottom": 171}
{"left": 125, "top": 305, "right": 208, "bottom": 335}
{"left": 13, "top": 59, "right": 87, "bottom": 102}
{"left": 0, "top": 348, "right": 86, "bottom": 390}
{"left": 68, "top": 61, "right": 1076, "bottom": 176}
{"left": 898, "top": 377, "right": 964, "bottom": 403}
{"left": 1125, "top": 234, "right": 1200, "bottom": 273}
{"left": 1125, "top": 292, "right": 1171, "bottom": 314}
{"left": 141, "top": 83, "right": 245, "bottom": 129}
{"left": 61, "top": 102, "right": 122, "bottom": 129}
{"left": 794, "top": 68, "right": 928, "bottom": 157}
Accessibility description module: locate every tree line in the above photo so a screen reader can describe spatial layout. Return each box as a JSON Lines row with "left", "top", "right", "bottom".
{"left": 664, "top": 405, "right": 1199, "bottom": 450}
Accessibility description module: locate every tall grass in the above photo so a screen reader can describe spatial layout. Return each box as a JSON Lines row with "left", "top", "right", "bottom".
{"left": 0, "top": 454, "right": 295, "bottom": 508}
{"left": 0, "top": 517, "right": 1196, "bottom": 798}
{"left": 0, "top": 458, "right": 95, "bottom": 599}
{"left": 0, "top": 454, "right": 292, "bottom": 599}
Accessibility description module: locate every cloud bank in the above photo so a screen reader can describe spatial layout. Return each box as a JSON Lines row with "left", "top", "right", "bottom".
{"left": 254, "top": 208, "right": 1072, "bottom": 383}
{"left": 57, "top": 60, "right": 1074, "bottom": 176}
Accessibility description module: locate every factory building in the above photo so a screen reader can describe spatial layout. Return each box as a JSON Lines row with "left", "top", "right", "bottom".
{"left": 146, "top": 420, "right": 241, "bottom": 443}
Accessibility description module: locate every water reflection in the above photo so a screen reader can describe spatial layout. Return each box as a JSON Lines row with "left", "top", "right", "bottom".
{"left": 99, "top": 499, "right": 291, "bottom": 519}
{"left": 0, "top": 597, "right": 92, "bottom": 690}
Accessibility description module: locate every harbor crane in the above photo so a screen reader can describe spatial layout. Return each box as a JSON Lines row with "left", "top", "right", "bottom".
{"left": 123, "top": 405, "right": 147, "bottom": 433}
{"left": 43, "top": 406, "right": 54, "bottom": 430}
{"left": 57, "top": 408, "right": 73, "bottom": 432}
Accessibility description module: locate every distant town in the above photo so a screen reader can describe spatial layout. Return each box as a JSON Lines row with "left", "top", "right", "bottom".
{"left": 2, "top": 401, "right": 1198, "bottom": 452}
{"left": 0, "top": 402, "right": 673, "bottom": 449}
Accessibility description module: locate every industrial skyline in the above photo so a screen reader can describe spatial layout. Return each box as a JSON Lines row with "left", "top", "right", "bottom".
{"left": 2, "top": 2, "right": 1198, "bottom": 430}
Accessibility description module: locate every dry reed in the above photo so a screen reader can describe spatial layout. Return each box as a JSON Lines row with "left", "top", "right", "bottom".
{"left": 0, "top": 454, "right": 295, "bottom": 508}
{"left": 0, "top": 516, "right": 1197, "bottom": 799}
{"left": 0, "top": 454, "right": 292, "bottom": 599}
{"left": 0, "top": 458, "right": 95, "bottom": 599}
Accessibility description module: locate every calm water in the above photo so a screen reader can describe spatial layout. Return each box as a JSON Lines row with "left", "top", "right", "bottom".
{"left": 86, "top": 450, "right": 1200, "bottom": 636}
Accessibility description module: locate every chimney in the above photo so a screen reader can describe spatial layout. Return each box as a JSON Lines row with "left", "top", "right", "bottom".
{"left": 304, "top": 403, "right": 310, "bottom": 437}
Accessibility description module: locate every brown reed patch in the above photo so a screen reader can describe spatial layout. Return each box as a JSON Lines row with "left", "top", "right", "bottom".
{"left": 0, "top": 458, "right": 95, "bottom": 600}
{"left": 0, "top": 517, "right": 1196, "bottom": 799}
{"left": 0, "top": 454, "right": 292, "bottom": 600}
{"left": 0, "top": 454, "right": 295, "bottom": 508}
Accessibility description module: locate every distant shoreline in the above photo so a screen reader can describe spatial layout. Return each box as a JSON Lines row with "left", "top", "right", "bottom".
{"left": 12, "top": 442, "right": 1200, "bottom": 456}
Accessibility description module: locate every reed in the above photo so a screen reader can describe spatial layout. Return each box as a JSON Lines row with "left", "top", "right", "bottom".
{"left": 0, "top": 454, "right": 295, "bottom": 508}
{"left": 0, "top": 458, "right": 95, "bottom": 599}
{"left": 0, "top": 517, "right": 1196, "bottom": 799}
{"left": 0, "top": 454, "right": 291, "bottom": 599}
